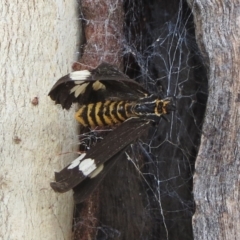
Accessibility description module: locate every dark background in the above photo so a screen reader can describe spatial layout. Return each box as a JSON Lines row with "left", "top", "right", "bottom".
{"left": 74, "top": 0, "right": 208, "bottom": 239}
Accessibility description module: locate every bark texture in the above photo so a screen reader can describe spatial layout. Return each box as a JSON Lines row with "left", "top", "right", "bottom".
{"left": 73, "top": 0, "right": 124, "bottom": 71}
{"left": 187, "top": 0, "right": 240, "bottom": 239}
{"left": 0, "top": 1, "right": 80, "bottom": 239}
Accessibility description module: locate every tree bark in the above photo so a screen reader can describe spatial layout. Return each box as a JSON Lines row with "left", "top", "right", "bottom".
{"left": 0, "top": 1, "right": 80, "bottom": 239}
{"left": 187, "top": 0, "right": 240, "bottom": 239}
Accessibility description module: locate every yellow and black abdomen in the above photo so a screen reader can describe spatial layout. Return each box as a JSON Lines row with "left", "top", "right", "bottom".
{"left": 75, "top": 100, "right": 136, "bottom": 127}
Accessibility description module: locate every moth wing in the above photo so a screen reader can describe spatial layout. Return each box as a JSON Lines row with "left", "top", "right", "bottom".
{"left": 72, "top": 149, "right": 125, "bottom": 203}
{"left": 48, "top": 62, "right": 149, "bottom": 109}
{"left": 50, "top": 118, "right": 151, "bottom": 194}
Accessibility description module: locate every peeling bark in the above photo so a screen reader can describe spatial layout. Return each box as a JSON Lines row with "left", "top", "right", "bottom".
{"left": 73, "top": 0, "right": 124, "bottom": 71}
{"left": 72, "top": 1, "right": 125, "bottom": 239}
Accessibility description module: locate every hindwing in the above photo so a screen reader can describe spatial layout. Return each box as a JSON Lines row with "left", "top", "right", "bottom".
{"left": 50, "top": 118, "right": 151, "bottom": 197}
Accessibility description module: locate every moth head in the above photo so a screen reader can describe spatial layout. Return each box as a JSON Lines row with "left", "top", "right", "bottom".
{"left": 155, "top": 98, "right": 175, "bottom": 116}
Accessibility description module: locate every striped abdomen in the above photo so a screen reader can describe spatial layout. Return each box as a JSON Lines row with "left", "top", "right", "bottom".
{"left": 75, "top": 100, "right": 136, "bottom": 127}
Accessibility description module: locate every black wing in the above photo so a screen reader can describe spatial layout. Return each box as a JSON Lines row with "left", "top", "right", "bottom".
{"left": 48, "top": 62, "right": 149, "bottom": 109}
{"left": 72, "top": 149, "right": 125, "bottom": 203}
{"left": 50, "top": 118, "right": 151, "bottom": 195}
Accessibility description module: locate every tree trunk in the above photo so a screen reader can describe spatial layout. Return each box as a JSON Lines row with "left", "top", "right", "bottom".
{"left": 187, "top": 0, "right": 240, "bottom": 239}
{"left": 0, "top": 1, "right": 80, "bottom": 239}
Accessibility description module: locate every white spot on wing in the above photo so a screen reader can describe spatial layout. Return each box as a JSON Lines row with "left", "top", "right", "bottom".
{"left": 79, "top": 158, "right": 96, "bottom": 176}
{"left": 89, "top": 164, "right": 104, "bottom": 178}
{"left": 92, "top": 81, "right": 106, "bottom": 91}
{"left": 67, "top": 153, "right": 87, "bottom": 169}
{"left": 70, "top": 82, "right": 89, "bottom": 97}
{"left": 70, "top": 70, "right": 91, "bottom": 81}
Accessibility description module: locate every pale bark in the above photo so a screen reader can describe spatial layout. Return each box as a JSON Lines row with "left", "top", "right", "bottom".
{"left": 187, "top": 0, "right": 240, "bottom": 239}
{"left": 0, "top": 1, "right": 80, "bottom": 239}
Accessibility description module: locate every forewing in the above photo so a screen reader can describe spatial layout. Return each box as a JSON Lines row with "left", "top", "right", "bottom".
{"left": 48, "top": 62, "right": 149, "bottom": 109}
{"left": 50, "top": 118, "right": 151, "bottom": 193}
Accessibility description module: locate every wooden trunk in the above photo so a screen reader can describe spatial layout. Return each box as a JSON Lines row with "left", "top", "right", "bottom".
{"left": 0, "top": 1, "right": 80, "bottom": 239}
{"left": 187, "top": 0, "right": 240, "bottom": 239}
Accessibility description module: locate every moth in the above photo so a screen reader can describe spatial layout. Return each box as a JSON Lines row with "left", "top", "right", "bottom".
{"left": 49, "top": 62, "right": 174, "bottom": 203}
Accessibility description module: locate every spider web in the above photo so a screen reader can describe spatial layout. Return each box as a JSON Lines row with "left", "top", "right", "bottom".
{"left": 122, "top": 1, "right": 207, "bottom": 239}
{"left": 72, "top": 0, "right": 208, "bottom": 239}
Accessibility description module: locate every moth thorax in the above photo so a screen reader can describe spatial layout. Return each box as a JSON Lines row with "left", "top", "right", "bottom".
{"left": 133, "top": 101, "right": 156, "bottom": 116}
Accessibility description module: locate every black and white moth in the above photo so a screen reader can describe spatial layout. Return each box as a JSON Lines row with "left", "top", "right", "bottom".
{"left": 49, "top": 62, "right": 174, "bottom": 202}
